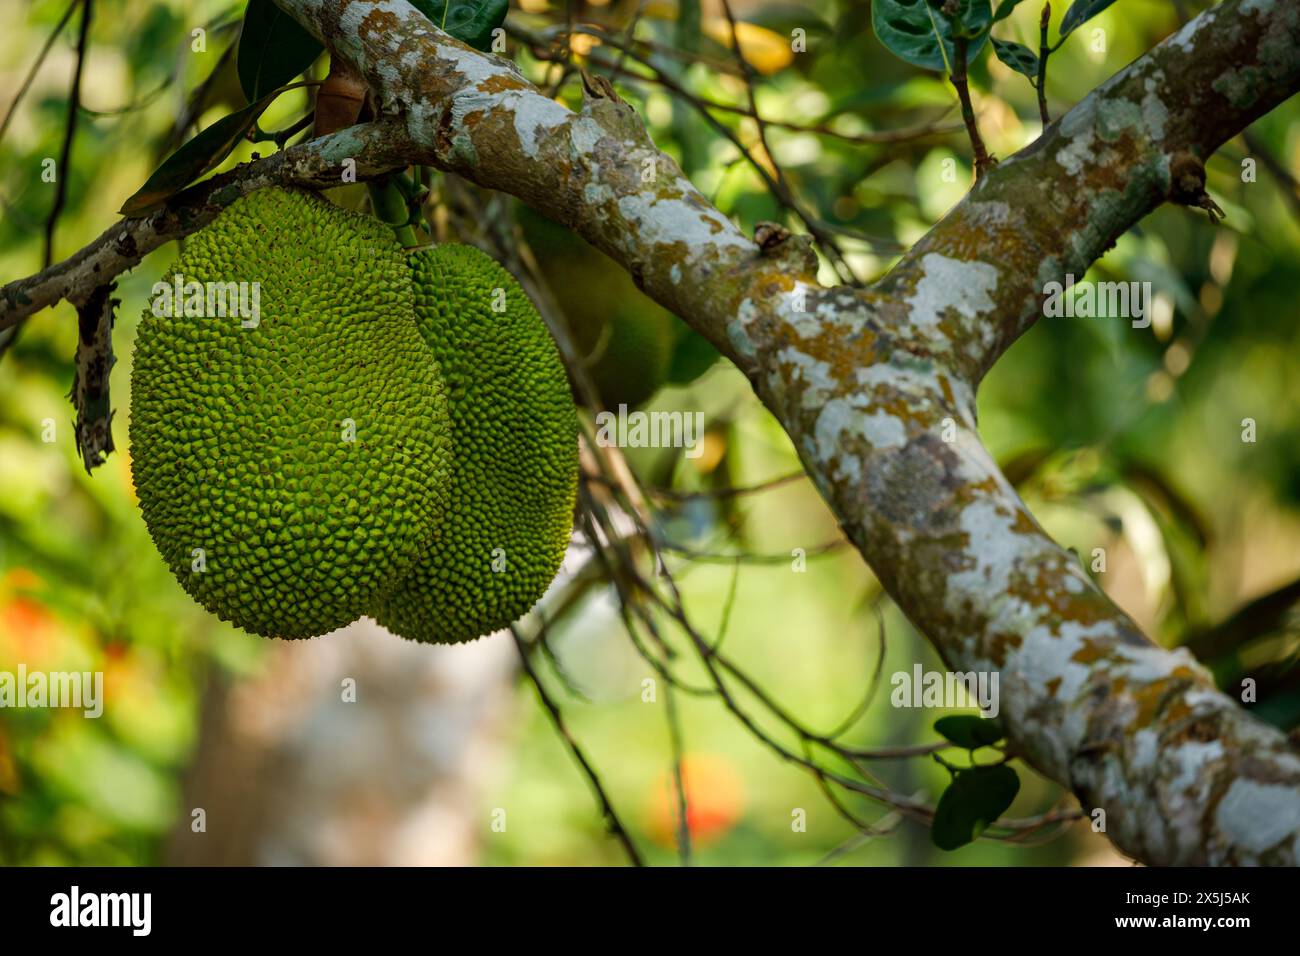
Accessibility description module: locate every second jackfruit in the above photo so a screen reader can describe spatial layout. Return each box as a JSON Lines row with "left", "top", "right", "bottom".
{"left": 373, "top": 245, "right": 579, "bottom": 644}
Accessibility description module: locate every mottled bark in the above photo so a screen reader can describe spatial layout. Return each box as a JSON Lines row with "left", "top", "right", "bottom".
{"left": 3, "top": 0, "right": 1298, "bottom": 864}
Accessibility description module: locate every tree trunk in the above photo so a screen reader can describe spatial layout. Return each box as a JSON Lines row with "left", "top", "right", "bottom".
{"left": 167, "top": 620, "right": 516, "bottom": 866}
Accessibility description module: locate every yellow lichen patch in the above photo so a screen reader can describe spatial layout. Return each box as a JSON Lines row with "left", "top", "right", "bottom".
{"left": 1015, "top": 565, "right": 1114, "bottom": 632}
{"left": 359, "top": 8, "right": 402, "bottom": 42}
{"left": 986, "top": 630, "right": 1024, "bottom": 666}
{"left": 1130, "top": 680, "right": 1177, "bottom": 728}
{"left": 1070, "top": 638, "right": 1112, "bottom": 665}
{"left": 1012, "top": 509, "right": 1038, "bottom": 535}
{"left": 479, "top": 74, "right": 529, "bottom": 94}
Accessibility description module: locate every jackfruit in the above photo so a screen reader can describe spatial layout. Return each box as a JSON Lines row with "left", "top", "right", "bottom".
{"left": 129, "top": 187, "right": 451, "bottom": 640}
{"left": 372, "top": 244, "right": 578, "bottom": 644}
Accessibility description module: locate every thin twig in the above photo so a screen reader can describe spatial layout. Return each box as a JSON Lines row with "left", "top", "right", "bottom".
{"left": 1036, "top": 2, "right": 1052, "bottom": 126}
{"left": 43, "top": 0, "right": 93, "bottom": 269}
{"left": 510, "top": 626, "right": 646, "bottom": 866}
{"left": 0, "top": 0, "right": 81, "bottom": 147}
{"left": 663, "top": 681, "right": 692, "bottom": 865}
{"left": 950, "top": 35, "right": 994, "bottom": 179}
{"left": 719, "top": 0, "right": 858, "bottom": 284}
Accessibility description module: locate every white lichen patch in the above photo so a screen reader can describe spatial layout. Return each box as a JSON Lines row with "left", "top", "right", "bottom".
{"left": 1006, "top": 618, "right": 1107, "bottom": 733}
{"left": 1130, "top": 728, "right": 1160, "bottom": 773}
{"left": 1096, "top": 98, "right": 1144, "bottom": 141}
{"left": 1112, "top": 642, "right": 1201, "bottom": 684}
{"left": 1168, "top": 740, "right": 1224, "bottom": 793}
{"left": 1216, "top": 779, "right": 1300, "bottom": 855}
{"left": 788, "top": 285, "right": 837, "bottom": 337}
{"left": 815, "top": 396, "right": 898, "bottom": 458}
{"left": 1053, "top": 94, "right": 1105, "bottom": 175}
{"left": 569, "top": 115, "right": 607, "bottom": 157}
{"left": 973, "top": 199, "right": 1013, "bottom": 226}
{"left": 1167, "top": 9, "right": 1206, "bottom": 53}
{"left": 814, "top": 398, "right": 861, "bottom": 460}
{"left": 777, "top": 347, "right": 836, "bottom": 409}
{"left": 583, "top": 181, "right": 612, "bottom": 208}
{"left": 860, "top": 410, "right": 907, "bottom": 449}
{"left": 615, "top": 194, "right": 751, "bottom": 253}
{"left": 856, "top": 360, "right": 938, "bottom": 397}
{"left": 947, "top": 497, "right": 1023, "bottom": 601}
{"left": 726, "top": 301, "right": 759, "bottom": 363}
{"left": 1141, "top": 78, "right": 1169, "bottom": 141}
{"left": 905, "top": 253, "right": 998, "bottom": 338}
{"left": 510, "top": 93, "right": 573, "bottom": 159}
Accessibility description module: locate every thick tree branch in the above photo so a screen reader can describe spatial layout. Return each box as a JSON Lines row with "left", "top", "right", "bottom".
{"left": 882, "top": 0, "right": 1300, "bottom": 381}
{"left": 2, "top": 0, "right": 1298, "bottom": 864}
{"left": 0, "top": 120, "right": 413, "bottom": 328}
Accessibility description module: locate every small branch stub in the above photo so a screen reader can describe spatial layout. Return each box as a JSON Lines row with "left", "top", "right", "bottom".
{"left": 71, "top": 282, "right": 118, "bottom": 473}
{"left": 754, "top": 221, "right": 818, "bottom": 274}
{"left": 1169, "top": 152, "right": 1225, "bottom": 223}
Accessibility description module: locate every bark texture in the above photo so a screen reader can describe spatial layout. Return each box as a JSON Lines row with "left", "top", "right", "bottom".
{"left": 3, "top": 0, "right": 1298, "bottom": 864}
{"left": 271, "top": 0, "right": 1300, "bottom": 866}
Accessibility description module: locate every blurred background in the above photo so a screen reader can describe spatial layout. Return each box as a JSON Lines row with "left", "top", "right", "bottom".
{"left": 0, "top": 0, "right": 1298, "bottom": 866}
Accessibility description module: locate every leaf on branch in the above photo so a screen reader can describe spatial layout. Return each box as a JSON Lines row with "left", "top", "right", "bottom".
{"left": 992, "top": 36, "right": 1040, "bottom": 77}
{"left": 871, "top": 0, "right": 993, "bottom": 73}
{"left": 411, "top": 0, "right": 510, "bottom": 52}
{"left": 119, "top": 90, "right": 282, "bottom": 217}
{"left": 237, "top": 0, "right": 323, "bottom": 102}
{"left": 1059, "top": 0, "right": 1117, "bottom": 38}
{"left": 991, "top": 0, "right": 1033, "bottom": 23}
{"left": 932, "top": 764, "right": 1020, "bottom": 850}
{"left": 934, "top": 713, "right": 1006, "bottom": 749}
{"left": 667, "top": 328, "right": 721, "bottom": 386}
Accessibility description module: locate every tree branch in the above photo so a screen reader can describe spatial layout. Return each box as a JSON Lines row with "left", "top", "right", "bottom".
{"left": 2, "top": 0, "right": 1298, "bottom": 864}
{"left": 0, "top": 119, "right": 412, "bottom": 327}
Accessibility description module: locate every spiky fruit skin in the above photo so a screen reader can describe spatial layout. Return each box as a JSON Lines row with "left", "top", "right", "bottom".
{"left": 373, "top": 245, "right": 578, "bottom": 644}
{"left": 129, "top": 188, "right": 450, "bottom": 639}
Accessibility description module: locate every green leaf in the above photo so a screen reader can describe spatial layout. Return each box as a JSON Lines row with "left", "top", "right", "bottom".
{"left": 667, "top": 327, "right": 721, "bottom": 386}
{"left": 934, "top": 713, "right": 1005, "bottom": 749}
{"left": 411, "top": 0, "right": 510, "bottom": 52}
{"left": 1060, "top": 0, "right": 1117, "bottom": 37}
{"left": 237, "top": 0, "right": 323, "bottom": 102}
{"left": 991, "top": 0, "right": 1032, "bottom": 23}
{"left": 119, "top": 91, "right": 281, "bottom": 217}
{"left": 932, "top": 764, "right": 1020, "bottom": 850}
{"left": 871, "top": 0, "right": 993, "bottom": 73}
{"left": 991, "top": 37, "right": 1039, "bottom": 78}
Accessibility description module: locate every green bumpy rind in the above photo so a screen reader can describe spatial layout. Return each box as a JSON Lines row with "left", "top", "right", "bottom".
{"left": 373, "top": 244, "right": 579, "bottom": 644}
{"left": 129, "top": 187, "right": 451, "bottom": 639}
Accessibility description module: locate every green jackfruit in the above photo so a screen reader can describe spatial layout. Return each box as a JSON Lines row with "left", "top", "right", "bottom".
{"left": 373, "top": 244, "right": 578, "bottom": 644}
{"left": 129, "top": 188, "right": 451, "bottom": 639}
